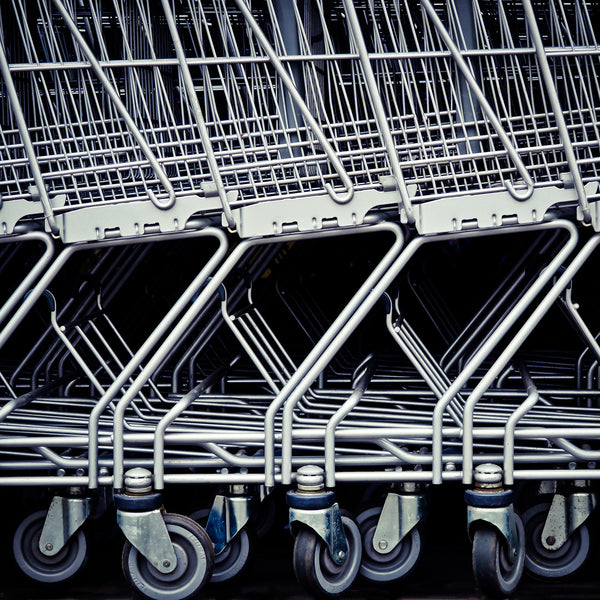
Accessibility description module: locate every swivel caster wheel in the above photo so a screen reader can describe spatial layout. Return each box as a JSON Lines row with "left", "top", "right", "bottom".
{"left": 190, "top": 507, "right": 254, "bottom": 583}
{"left": 357, "top": 505, "right": 422, "bottom": 583}
{"left": 522, "top": 502, "right": 590, "bottom": 579}
{"left": 122, "top": 513, "right": 214, "bottom": 600}
{"left": 472, "top": 515, "right": 525, "bottom": 598}
{"left": 13, "top": 510, "right": 88, "bottom": 583}
{"left": 293, "top": 512, "right": 362, "bottom": 597}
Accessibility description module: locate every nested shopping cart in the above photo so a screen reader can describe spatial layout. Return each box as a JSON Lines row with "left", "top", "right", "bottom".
{"left": 2, "top": 0, "right": 600, "bottom": 598}
{"left": 2, "top": 0, "right": 599, "bottom": 240}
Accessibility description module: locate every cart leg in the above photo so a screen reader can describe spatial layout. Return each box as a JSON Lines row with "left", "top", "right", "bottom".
{"left": 115, "top": 468, "right": 214, "bottom": 600}
{"left": 466, "top": 464, "right": 525, "bottom": 598}
{"left": 287, "top": 465, "right": 362, "bottom": 597}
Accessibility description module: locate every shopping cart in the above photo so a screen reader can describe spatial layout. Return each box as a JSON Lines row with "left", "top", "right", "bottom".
{"left": 2, "top": 0, "right": 600, "bottom": 599}
{"left": 1, "top": 0, "right": 599, "bottom": 240}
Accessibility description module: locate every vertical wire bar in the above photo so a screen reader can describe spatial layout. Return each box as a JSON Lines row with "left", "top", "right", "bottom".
{"left": 160, "top": 0, "right": 235, "bottom": 228}
{"left": 340, "top": 0, "right": 414, "bottom": 222}
{"left": 51, "top": 0, "right": 176, "bottom": 209}
{"left": 232, "top": 0, "right": 354, "bottom": 204}
{"left": 520, "top": 0, "right": 590, "bottom": 221}
{"left": 452, "top": 0, "right": 482, "bottom": 154}
{"left": 420, "top": 0, "right": 535, "bottom": 200}
{"left": 0, "top": 42, "right": 58, "bottom": 233}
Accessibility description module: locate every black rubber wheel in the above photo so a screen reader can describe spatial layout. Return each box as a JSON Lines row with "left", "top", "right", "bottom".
{"left": 472, "top": 515, "right": 525, "bottom": 598}
{"left": 293, "top": 512, "right": 362, "bottom": 597}
{"left": 190, "top": 507, "right": 254, "bottom": 583}
{"left": 121, "top": 513, "right": 214, "bottom": 600}
{"left": 13, "top": 510, "right": 88, "bottom": 584}
{"left": 522, "top": 502, "right": 590, "bottom": 579}
{"left": 357, "top": 506, "right": 422, "bottom": 583}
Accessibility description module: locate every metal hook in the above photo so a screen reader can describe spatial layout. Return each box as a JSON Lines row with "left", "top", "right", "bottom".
{"left": 233, "top": 0, "right": 354, "bottom": 205}
{"left": 147, "top": 189, "right": 176, "bottom": 211}
{"left": 52, "top": 0, "right": 177, "bottom": 213}
{"left": 420, "top": 0, "right": 536, "bottom": 204}
{"left": 505, "top": 179, "right": 534, "bottom": 202}
{"left": 23, "top": 289, "right": 57, "bottom": 312}
{"left": 325, "top": 180, "right": 354, "bottom": 204}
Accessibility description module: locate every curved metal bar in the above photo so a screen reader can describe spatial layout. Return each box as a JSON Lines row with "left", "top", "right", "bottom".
{"left": 324, "top": 354, "right": 376, "bottom": 488}
{"left": 88, "top": 227, "right": 229, "bottom": 489}
{"left": 434, "top": 221, "right": 579, "bottom": 484}
{"left": 273, "top": 223, "right": 405, "bottom": 487}
{"left": 0, "top": 232, "right": 54, "bottom": 328}
{"left": 505, "top": 180, "right": 534, "bottom": 202}
{"left": 153, "top": 360, "right": 235, "bottom": 490}
{"left": 420, "top": 0, "right": 535, "bottom": 200}
{"left": 112, "top": 224, "right": 400, "bottom": 490}
{"left": 159, "top": 0, "right": 235, "bottom": 228}
{"left": 232, "top": 0, "right": 354, "bottom": 204}
{"left": 0, "top": 44, "right": 58, "bottom": 233}
{"left": 324, "top": 182, "right": 353, "bottom": 204}
{"left": 340, "top": 0, "right": 414, "bottom": 222}
{"left": 51, "top": 0, "right": 176, "bottom": 210}
{"left": 450, "top": 222, "right": 579, "bottom": 485}
{"left": 520, "top": 0, "right": 589, "bottom": 220}
{"left": 460, "top": 228, "right": 598, "bottom": 486}
{"left": 147, "top": 189, "right": 176, "bottom": 211}
{"left": 503, "top": 365, "right": 539, "bottom": 486}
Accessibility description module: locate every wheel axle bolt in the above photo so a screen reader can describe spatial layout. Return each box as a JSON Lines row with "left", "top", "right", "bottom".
{"left": 337, "top": 550, "right": 345, "bottom": 559}
{"left": 163, "top": 560, "right": 171, "bottom": 568}
{"left": 378, "top": 540, "right": 388, "bottom": 550}
{"left": 546, "top": 536, "right": 556, "bottom": 546}
{"left": 45, "top": 543, "right": 53, "bottom": 551}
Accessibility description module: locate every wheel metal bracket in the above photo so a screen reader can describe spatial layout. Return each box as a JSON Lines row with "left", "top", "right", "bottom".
{"left": 467, "top": 503, "right": 519, "bottom": 565}
{"left": 541, "top": 491, "right": 597, "bottom": 551}
{"left": 372, "top": 492, "right": 425, "bottom": 555}
{"left": 39, "top": 495, "right": 91, "bottom": 557}
{"left": 205, "top": 493, "right": 257, "bottom": 555}
{"left": 117, "top": 509, "right": 177, "bottom": 574}
{"left": 289, "top": 502, "right": 349, "bottom": 566}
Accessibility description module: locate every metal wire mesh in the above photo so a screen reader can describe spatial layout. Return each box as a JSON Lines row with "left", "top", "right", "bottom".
{"left": 0, "top": 0, "right": 598, "bottom": 214}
